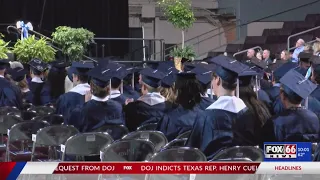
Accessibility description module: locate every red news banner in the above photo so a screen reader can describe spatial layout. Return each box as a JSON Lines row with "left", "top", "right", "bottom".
{"left": 53, "top": 162, "right": 260, "bottom": 174}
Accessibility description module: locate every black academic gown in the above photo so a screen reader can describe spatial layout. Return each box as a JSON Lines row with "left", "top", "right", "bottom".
{"left": 258, "top": 89, "right": 272, "bottom": 106}
{"left": 311, "top": 86, "right": 320, "bottom": 102}
{"left": 55, "top": 83, "right": 90, "bottom": 123}
{"left": 124, "top": 93, "right": 171, "bottom": 132}
{"left": 263, "top": 108, "right": 319, "bottom": 142}
{"left": 29, "top": 78, "right": 45, "bottom": 106}
{"left": 108, "top": 90, "right": 128, "bottom": 106}
{"left": 123, "top": 85, "right": 140, "bottom": 100}
{"left": 40, "top": 83, "right": 52, "bottom": 105}
{"left": 157, "top": 105, "right": 202, "bottom": 142}
{"left": 0, "top": 77, "right": 22, "bottom": 109}
{"left": 22, "top": 90, "right": 33, "bottom": 104}
{"left": 68, "top": 98, "right": 124, "bottom": 132}
{"left": 186, "top": 96, "right": 248, "bottom": 160}
{"left": 265, "top": 84, "right": 281, "bottom": 102}
{"left": 198, "top": 96, "right": 216, "bottom": 110}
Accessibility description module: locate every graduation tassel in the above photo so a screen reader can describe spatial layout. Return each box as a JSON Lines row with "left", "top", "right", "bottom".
{"left": 236, "top": 78, "right": 240, "bottom": 98}
{"left": 255, "top": 75, "right": 259, "bottom": 99}
{"left": 109, "top": 79, "right": 112, "bottom": 100}
{"left": 132, "top": 73, "right": 135, "bottom": 90}
{"left": 120, "top": 80, "right": 123, "bottom": 94}
{"left": 210, "top": 87, "right": 213, "bottom": 99}
{"left": 305, "top": 97, "right": 309, "bottom": 109}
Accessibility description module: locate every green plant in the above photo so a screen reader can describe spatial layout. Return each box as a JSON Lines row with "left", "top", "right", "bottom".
{"left": 158, "top": 0, "right": 195, "bottom": 48}
{"left": 13, "top": 35, "right": 56, "bottom": 63}
{"left": 0, "top": 34, "right": 11, "bottom": 59}
{"left": 52, "top": 26, "right": 95, "bottom": 61}
{"left": 170, "top": 45, "right": 195, "bottom": 59}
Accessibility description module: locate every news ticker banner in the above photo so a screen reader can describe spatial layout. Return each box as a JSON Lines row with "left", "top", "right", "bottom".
{"left": 264, "top": 142, "right": 312, "bottom": 161}
{"left": 3, "top": 162, "right": 320, "bottom": 180}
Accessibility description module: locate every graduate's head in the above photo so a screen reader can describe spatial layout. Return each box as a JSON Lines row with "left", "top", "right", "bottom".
{"left": 208, "top": 55, "right": 248, "bottom": 97}
{"left": 298, "top": 52, "right": 312, "bottom": 70}
{"left": 190, "top": 65, "right": 213, "bottom": 96}
{"left": 279, "top": 69, "right": 316, "bottom": 108}
{"left": 273, "top": 62, "right": 298, "bottom": 84}
{"left": 160, "top": 71, "right": 177, "bottom": 103}
{"left": 6, "top": 67, "right": 28, "bottom": 89}
{"left": 28, "top": 59, "right": 48, "bottom": 78}
{"left": 48, "top": 61, "right": 68, "bottom": 100}
{"left": 139, "top": 68, "right": 165, "bottom": 95}
{"left": 175, "top": 72, "right": 202, "bottom": 109}
{"left": 0, "top": 59, "right": 10, "bottom": 75}
{"left": 88, "top": 66, "right": 112, "bottom": 99}
{"left": 70, "top": 61, "right": 95, "bottom": 85}
{"left": 311, "top": 56, "right": 320, "bottom": 84}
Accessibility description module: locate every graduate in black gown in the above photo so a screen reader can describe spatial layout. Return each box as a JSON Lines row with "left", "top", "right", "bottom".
{"left": 28, "top": 59, "right": 49, "bottom": 106}
{"left": 295, "top": 52, "right": 312, "bottom": 76}
{"left": 262, "top": 69, "right": 319, "bottom": 143}
{"left": 191, "top": 65, "right": 217, "bottom": 110}
{"left": 237, "top": 68, "right": 272, "bottom": 145}
{"left": 157, "top": 72, "right": 203, "bottom": 142}
{"left": 107, "top": 66, "right": 129, "bottom": 106}
{"left": 310, "top": 56, "right": 320, "bottom": 101}
{"left": 186, "top": 55, "right": 249, "bottom": 159}
{"left": 42, "top": 61, "right": 68, "bottom": 105}
{"left": 55, "top": 61, "right": 95, "bottom": 122}
{"left": 68, "top": 65, "right": 124, "bottom": 132}
{"left": 123, "top": 67, "right": 141, "bottom": 100}
{"left": 124, "top": 67, "right": 170, "bottom": 132}
{"left": 7, "top": 67, "right": 32, "bottom": 103}
{"left": 0, "top": 59, "right": 22, "bottom": 109}
{"left": 160, "top": 70, "right": 177, "bottom": 105}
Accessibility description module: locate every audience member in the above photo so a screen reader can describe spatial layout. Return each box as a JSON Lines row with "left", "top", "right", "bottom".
{"left": 263, "top": 49, "right": 273, "bottom": 65}
{"left": 256, "top": 51, "right": 263, "bottom": 61}
{"left": 292, "top": 39, "right": 305, "bottom": 62}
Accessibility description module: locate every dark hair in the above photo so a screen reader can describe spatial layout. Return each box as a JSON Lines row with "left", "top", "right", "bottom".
{"left": 175, "top": 75, "right": 202, "bottom": 109}
{"left": 91, "top": 82, "right": 108, "bottom": 98}
{"left": 212, "top": 73, "right": 237, "bottom": 91}
{"left": 281, "top": 89, "right": 303, "bottom": 104}
{"left": 47, "top": 69, "right": 66, "bottom": 100}
{"left": 111, "top": 77, "right": 121, "bottom": 89}
{"left": 313, "top": 70, "right": 320, "bottom": 84}
{"left": 78, "top": 74, "right": 89, "bottom": 83}
{"left": 200, "top": 82, "right": 210, "bottom": 96}
{"left": 239, "top": 85, "right": 271, "bottom": 126}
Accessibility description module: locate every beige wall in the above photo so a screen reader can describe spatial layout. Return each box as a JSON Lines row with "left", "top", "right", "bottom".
{"left": 247, "top": 22, "right": 284, "bottom": 36}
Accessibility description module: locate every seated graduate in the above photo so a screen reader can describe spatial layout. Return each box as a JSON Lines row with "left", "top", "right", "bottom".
{"left": 28, "top": 59, "right": 49, "bottom": 106}
{"left": 237, "top": 68, "right": 272, "bottom": 145}
{"left": 124, "top": 67, "right": 170, "bottom": 132}
{"left": 0, "top": 59, "right": 23, "bottom": 109}
{"left": 41, "top": 61, "right": 68, "bottom": 105}
{"left": 159, "top": 70, "right": 177, "bottom": 104}
{"left": 263, "top": 69, "right": 319, "bottom": 143}
{"left": 55, "top": 61, "right": 95, "bottom": 121}
{"left": 122, "top": 67, "right": 141, "bottom": 100}
{"left": 64, "top": 67, "right": 74, "bottom": 93}
{"left": 191, "top": 65, "right": 217, "bottom": 110}
{"left": 7, "top": 67, "right": 32, "bottom": 103}
{"left": 107, "top": 67, "right": 129, "bottom": 106}
{"left": 310, "top": 56, "right": 320, "bottom": 101}
{"left": 68, "top": 65, "right": 124, "bottom": 132}
{"left": 157, "top": 72, "right": 203, "bottom": 142}
{"left": 186, "top": 55, "right": 249, "bottom": 159}
{"left": 295, "top": 52, "right": 312, "bottom": 76}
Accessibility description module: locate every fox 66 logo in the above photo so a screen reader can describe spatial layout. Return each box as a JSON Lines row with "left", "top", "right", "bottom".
{"left": 264, "top": 144, "right": 297, "bottom": 158}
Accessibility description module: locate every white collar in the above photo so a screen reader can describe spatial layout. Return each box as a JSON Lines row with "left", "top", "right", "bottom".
{"left": 138, "top": 92, "right": 165, "bottom": 106}
{"left": 107, "top": 89, "right": 121, "bottom": 99}
{"left": 273, "top": 83, "right": 281, "bottom": 87}
{"left": 22, "top": 88, "right": 30, "bottom": 93}
{"left": 69, "top": 83, "right": 90, "bottom": 95}
{"left": 206, "top": 96, "right": 247, "bottom": 113}
{"left": 200, "top": 93, "right": 209, "bottom": 98}
{"left": 0, "top": 75, "right": 4, "bottom": 78}
{"left": 91, "top": 95, "right": 109, "bottom": 102}
{"left": 31, "top": 77, "right": 43, "bottom": 83}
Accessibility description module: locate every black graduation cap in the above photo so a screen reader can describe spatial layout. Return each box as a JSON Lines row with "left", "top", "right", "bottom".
{"left": 140, "top": 68, "right": 165, "bottom": 88}
{"left": 145, "top": 61, "right": 160, "bottom": 70}
{"left": 298, "top": 52, "right": 313, "bottom": 63}
{"left": 161, "top": 70, "right": 177, "bottom": 88}
{"left": 190, "top": 66, "right": 213, "bottom": 85}
{"left": 88, "top": 66, "right": 113, "bottom": 88}
{"left": 239, "top": 68, "right": 259, "bottom": 87}
{"left": 280, "top": 69, "right": 317, "bottom": 99}
{"left": 273, "top": 62, "right": 298, "bottom": 81}
{"left": 176, "top": 71, "right": 197, "bottom": 81}
{"left": 157, "top": 61, "right": 175, "bottom": 73}
{"left": 28, "top": 58, "right": 48, "bottom": 73}
{"left": 181, "top": 58, "right": 192, "bottom": 64}
{"left": 209, "top": 55, "right": 248, "bottom": 83}
{"left": 71, "top": 60, "right": 95, "bottom": 75}
{"left": 50, "top": 60, "right": 68, "bottom": 72}
{"left": 7, "top": 67, "right": 28, "bottom": 82}
{"left": 0, "top": 59, "right": 10, "bottom": 70}
{"left": 311, "top": 56, "right": 320, "bottom": 74}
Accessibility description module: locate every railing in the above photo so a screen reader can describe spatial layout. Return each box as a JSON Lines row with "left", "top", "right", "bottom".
{"left": 233, "top": 46, "right": 262, "bottom": 57}
{"left": 7, "top": 25, "right": 98, "bottom": 62}
{"left": 287, "top": 25, "right": 320, "bottom": 51}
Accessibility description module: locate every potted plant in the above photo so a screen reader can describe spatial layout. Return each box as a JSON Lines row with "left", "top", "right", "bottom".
{"left": 158, "top": 0, "right": 196, "bottom": 71}
{"left": 0, "top": 33, "right": 11, "bottom": 59}
{"left": 170, "top": 45, "right": 195, "bottom": 70}
{"left": 52, "top": 26, "right": 95, "bottom": 61}
{"left": 13, "top": 35, "right": 56, "bottom": 63}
